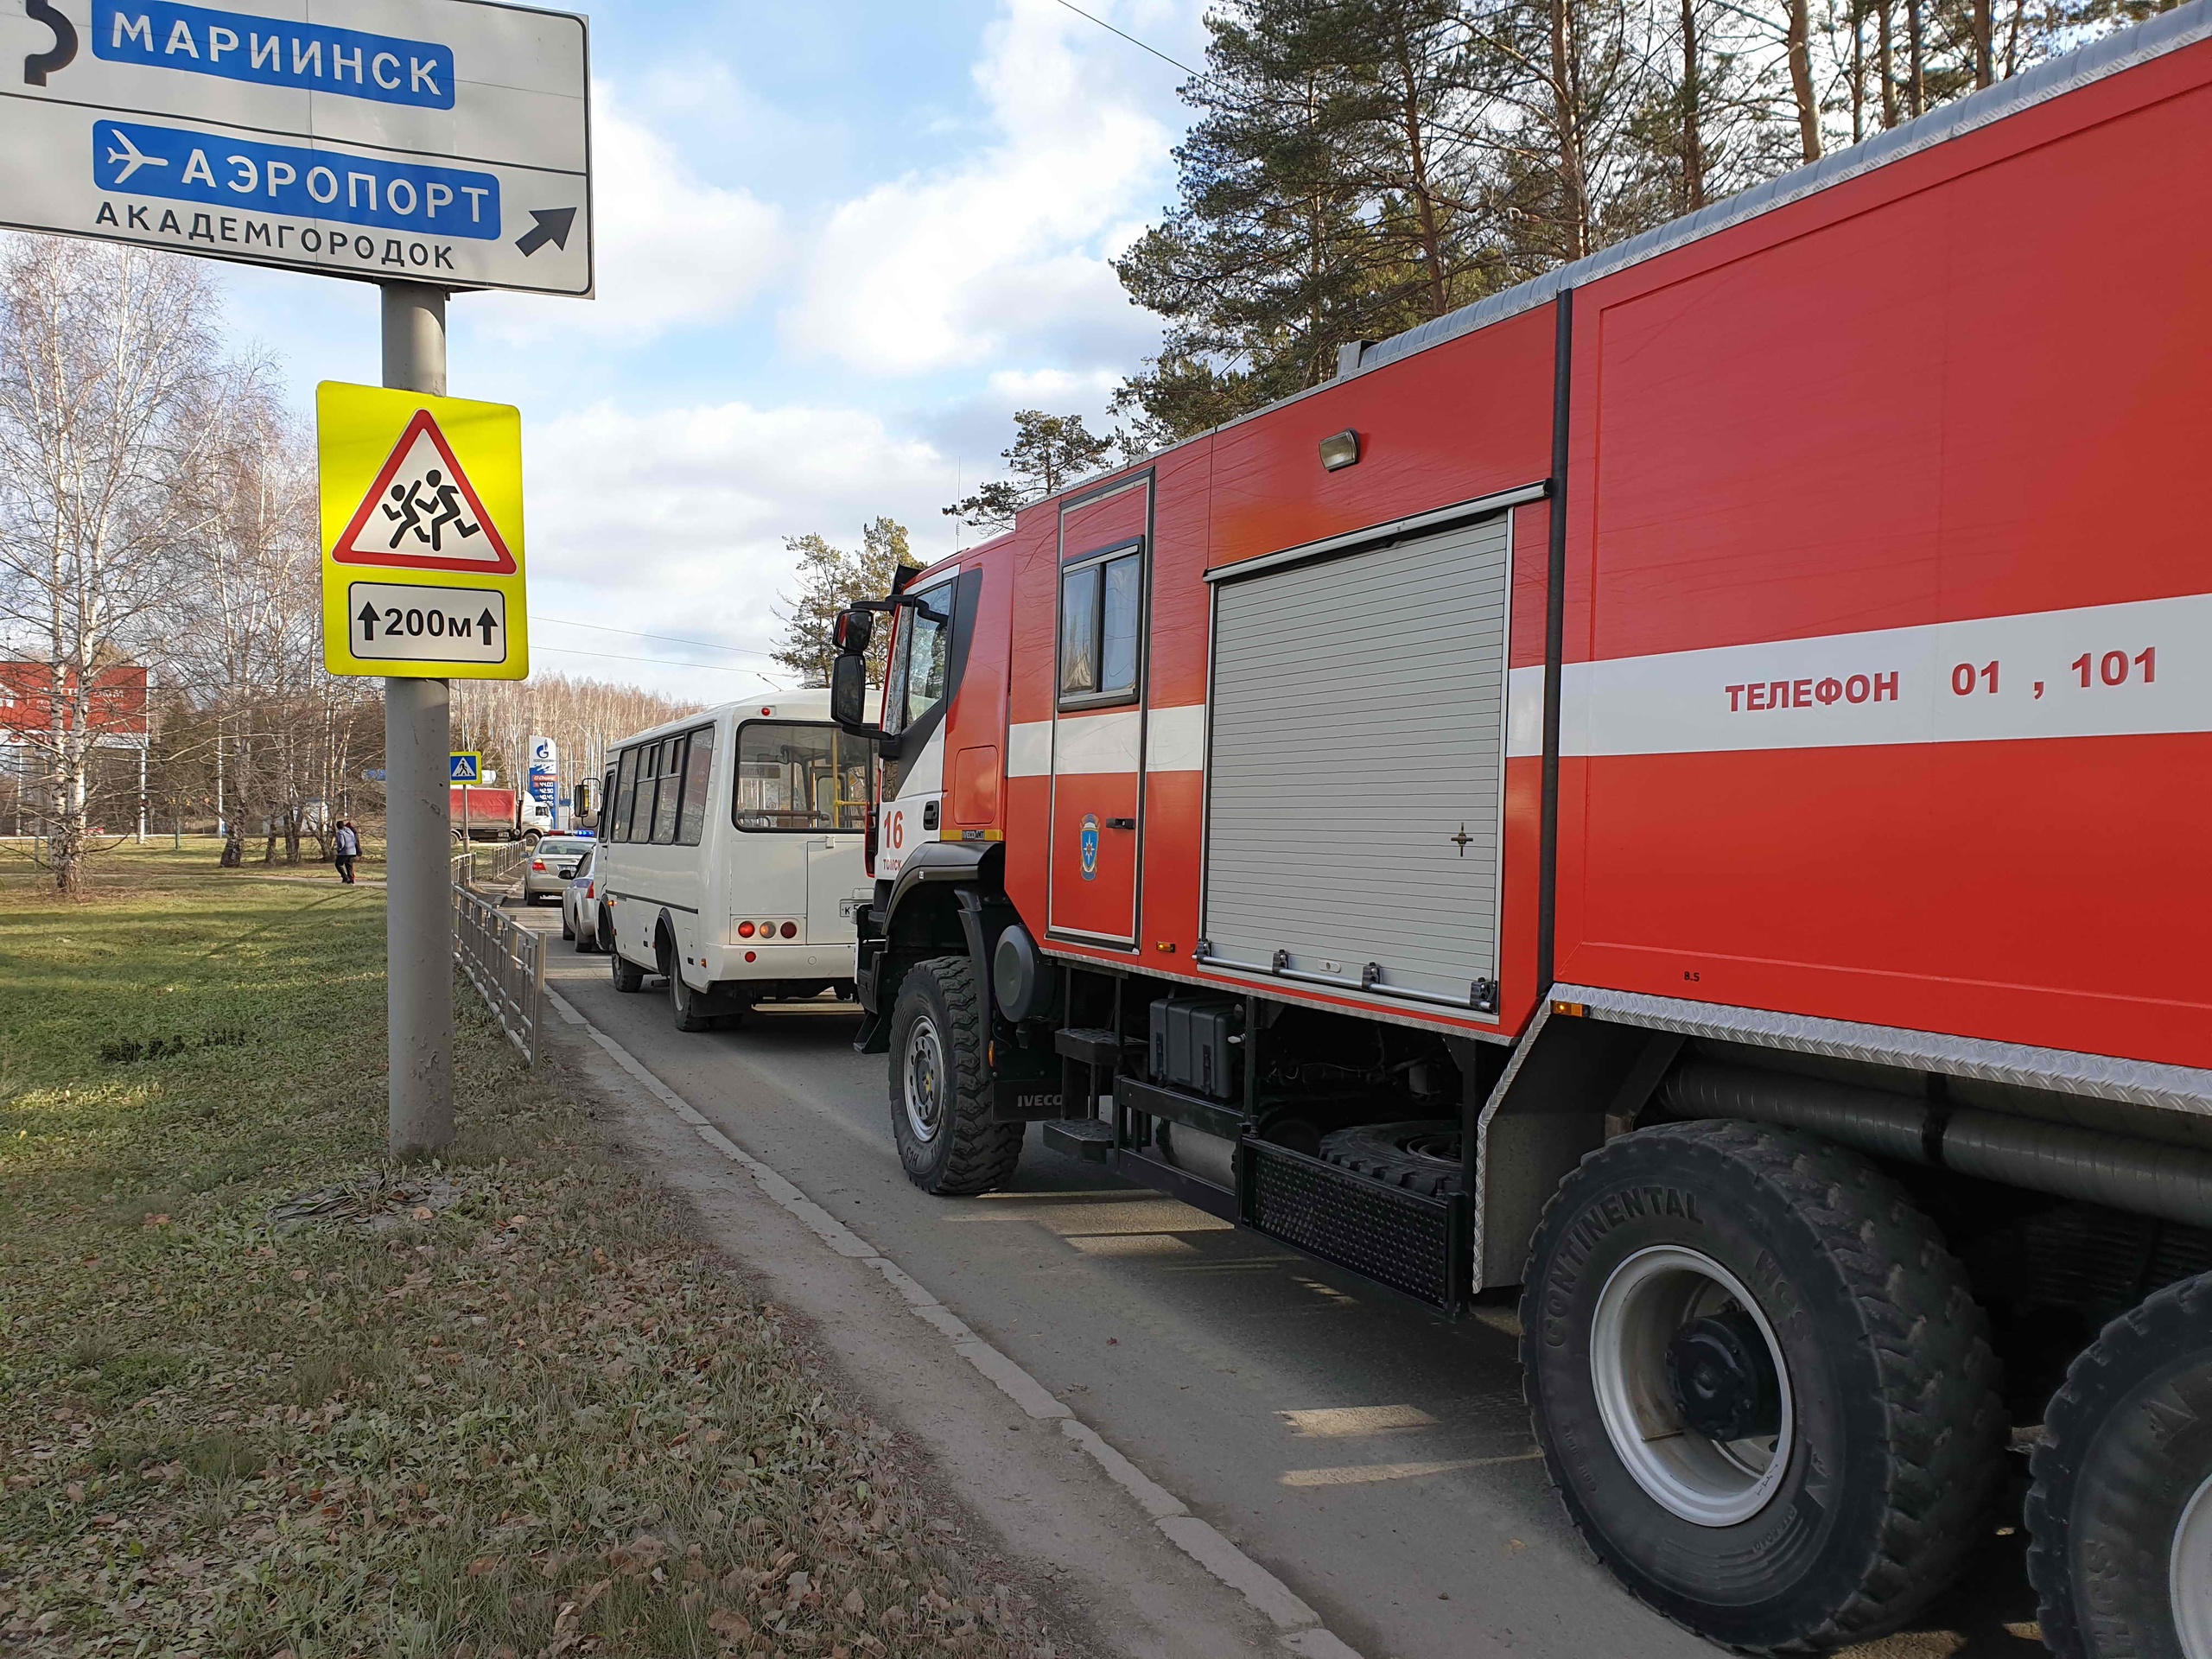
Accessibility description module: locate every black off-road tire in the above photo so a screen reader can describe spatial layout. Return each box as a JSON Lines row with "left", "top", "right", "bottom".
{"left": 1319, "top": 1120, "right": 1464, "bottom": 1196}
{"left": 1521, "top": 1121, "right": 2006, "bottom": 1653}
{"left": 610, "top": 941, "right": 645, "bottom": 994}
{"left": 887, "top": 957, "right": 1022, "bottom": 1197}
{"left": 2026, "top": 1271, "right": 2212, "bottom": 1659}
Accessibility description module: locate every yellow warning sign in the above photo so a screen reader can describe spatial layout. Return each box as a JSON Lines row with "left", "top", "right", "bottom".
{"left": 319, "top": 382, "right": 528, "bottom": 680}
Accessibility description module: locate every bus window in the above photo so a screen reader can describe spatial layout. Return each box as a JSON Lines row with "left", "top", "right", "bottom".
{"left": 612, "top": 747, "right": 639, "bottom": 841}
{"left": 677, "top": 725, "right": 715, "bottom": 844}
{"left": 733, "top": 722, "right": 870, "bottom": 831}
{"left": 652, "top": 736, "right": 683, "bottom": 843}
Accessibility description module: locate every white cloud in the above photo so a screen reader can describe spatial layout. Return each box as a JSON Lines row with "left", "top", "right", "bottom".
{"left": 781, "top": 0, "right": 1178, "bottom": 375}
{"left": 476, "top": 89, "right": 785, "bottom": 346}
{"left": 520, "top": 397, "right": 960, "bottom": 693}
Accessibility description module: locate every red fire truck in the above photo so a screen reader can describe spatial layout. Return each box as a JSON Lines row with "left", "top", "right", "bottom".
{"left": 823, "top": 10, "right": 2212, "bottom": 1652}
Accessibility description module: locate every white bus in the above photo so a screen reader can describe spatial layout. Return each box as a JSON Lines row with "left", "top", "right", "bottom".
{"left": 594, "top": 690, "right": 872, "bottom": 1031}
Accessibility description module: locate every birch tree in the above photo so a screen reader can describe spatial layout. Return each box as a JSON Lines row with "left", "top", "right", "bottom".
{"left": 0, "top": 235, "right": 222, "bottom": 893}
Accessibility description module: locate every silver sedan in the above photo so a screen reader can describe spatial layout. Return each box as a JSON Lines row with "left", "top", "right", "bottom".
{"left": 523, "top": 836, "right": 594, "bottom": 905}
{"left": 560, "top": 843, "right": 603, "bottom": 950}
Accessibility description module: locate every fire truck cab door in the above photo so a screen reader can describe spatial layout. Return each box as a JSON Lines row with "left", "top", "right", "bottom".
{"left": 1048, "top": 487, "right": 1150, "bottom": 949}
{"left": 876, "top": 573, "right": 968, "bottom": 886}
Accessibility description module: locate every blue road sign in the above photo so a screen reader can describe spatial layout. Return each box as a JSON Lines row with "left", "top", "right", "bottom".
{"left": 94, "top": 119, "right": 501, "bottom": 239}
{"left": 448, "top": 752, "right": 481, "bottom": 783}
{"left": 92, "top": 1, "right": 458, "bottom": 110}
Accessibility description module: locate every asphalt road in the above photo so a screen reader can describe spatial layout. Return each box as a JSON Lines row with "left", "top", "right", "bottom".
{"left": 518, "top": 901, "right": 2044, "bottom": 1659}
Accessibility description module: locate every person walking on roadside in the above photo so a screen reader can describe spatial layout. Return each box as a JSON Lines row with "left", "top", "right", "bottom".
{"left": 334, "top": 819, "right": 361, "bottom": 885}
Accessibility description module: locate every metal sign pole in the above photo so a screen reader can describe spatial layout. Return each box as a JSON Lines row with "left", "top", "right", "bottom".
{"left": 383, "top": 282, "right": 455, "bottom": 1157}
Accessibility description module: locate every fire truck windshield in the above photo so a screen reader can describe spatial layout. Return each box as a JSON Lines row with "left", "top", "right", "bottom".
{"left": 885, "top": 580, "right": 954, "bottom": 735}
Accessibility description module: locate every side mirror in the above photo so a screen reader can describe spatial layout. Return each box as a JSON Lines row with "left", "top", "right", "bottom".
{"left": 833, "top": 607, "right": 874, "bottom": 654}
{"left": 830, "top": 652, "right": 869, "bottom": 731}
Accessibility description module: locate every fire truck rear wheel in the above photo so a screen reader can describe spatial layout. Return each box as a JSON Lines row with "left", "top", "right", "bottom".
{"left": 2026, "top": 1270, "right": 2212, "bottom": 1659}
{"left": 888, "top": 957, "right": 1022, "bottom": 1198}
{"left": 1521, "top": 1121, "right": 2005, "bottom": 1652}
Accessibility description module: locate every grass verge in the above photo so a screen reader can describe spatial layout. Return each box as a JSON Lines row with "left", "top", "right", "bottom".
{"left": 1, "top": 847, "right": 1069, "bottom": 1657}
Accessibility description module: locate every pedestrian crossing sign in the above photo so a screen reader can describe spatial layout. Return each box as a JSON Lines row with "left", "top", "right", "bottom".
{"left": 319, "top": 382, "right": 528, "bottom": 680}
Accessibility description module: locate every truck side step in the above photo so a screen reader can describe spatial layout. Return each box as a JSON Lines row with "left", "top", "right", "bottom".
{"left": 1041, "top": 1117, "right": 1115, "bottom": 1162}
{"left": 1054, "top": 1026, "right": 1122, "bottom": 1066}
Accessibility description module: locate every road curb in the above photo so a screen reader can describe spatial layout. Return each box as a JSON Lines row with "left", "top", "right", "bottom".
{"left": 545, "top": 987, "right": 1364, "bottom": 1659}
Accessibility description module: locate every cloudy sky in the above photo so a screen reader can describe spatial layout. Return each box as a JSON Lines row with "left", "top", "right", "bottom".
{"left": 223, "top": 0, "right": 1209, "bottom": 697}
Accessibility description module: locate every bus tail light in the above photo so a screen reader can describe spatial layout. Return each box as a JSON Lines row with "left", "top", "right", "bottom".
{"left": 779, "top": 921, "right": 798, "bottom": 938}
{"left": 737, "top": 920, "right": 755, "bottom": 938}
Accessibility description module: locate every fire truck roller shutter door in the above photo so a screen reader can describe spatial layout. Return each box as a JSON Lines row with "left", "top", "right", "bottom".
{"left": 1204, "top": 512, "right": 1511, "bottom": 1007}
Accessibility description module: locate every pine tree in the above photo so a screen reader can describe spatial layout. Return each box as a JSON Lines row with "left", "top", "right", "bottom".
{"left": 772, "top": 517, "right": 910, "bottom": 687}
{"left": 942, "top": 412, "right": 1115, "bottom": 532}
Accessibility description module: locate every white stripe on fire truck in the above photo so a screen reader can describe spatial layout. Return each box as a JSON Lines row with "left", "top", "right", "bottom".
{"left": 1504, "top": 589, "right": 2212, "bottom": 758}
{"left": 1007, "top": 706, "right": 1209, "bottom": 777}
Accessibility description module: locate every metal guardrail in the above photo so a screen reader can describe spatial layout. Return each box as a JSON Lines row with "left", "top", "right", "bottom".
{"left": 451, "top": 838, "right": 531, "bottom": 890}
{"left": 449, "top": 844, "right": 545, "bottom": 1065}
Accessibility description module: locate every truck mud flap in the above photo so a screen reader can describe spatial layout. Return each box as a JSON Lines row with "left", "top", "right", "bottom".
{"left": 1239, "top": 1139, "right": 1469, "bottom": 1310}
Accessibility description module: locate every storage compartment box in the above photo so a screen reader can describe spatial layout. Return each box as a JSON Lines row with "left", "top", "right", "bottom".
{"left": 1148, "top": 997, "right": 1242, "bottom": 1100}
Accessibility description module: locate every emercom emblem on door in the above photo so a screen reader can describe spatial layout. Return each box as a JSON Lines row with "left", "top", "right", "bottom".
{"left": 1048, "top": 474, "right": 1151, "bottom": 948}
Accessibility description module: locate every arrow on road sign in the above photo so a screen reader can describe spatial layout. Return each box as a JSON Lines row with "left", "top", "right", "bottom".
{"left": 358, "top": 601, "right": 380, "bottom": 639}
{"left": 478, "top": 607, "right": 499, "bottom": 648}
{"left": 331, "top": 409, "right": 517, "bottom": 574}
{"left": 515, "top": 207, "right": 576, "bottom": 257}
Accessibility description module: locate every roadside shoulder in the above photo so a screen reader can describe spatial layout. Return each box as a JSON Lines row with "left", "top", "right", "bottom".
{"left": 546, "top": 991, "right": 1344, "bottom": 1659}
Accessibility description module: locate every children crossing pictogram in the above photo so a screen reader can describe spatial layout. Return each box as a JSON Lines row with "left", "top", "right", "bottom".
{"left": 330, "top": 409, "right": 517, "bottom": 574}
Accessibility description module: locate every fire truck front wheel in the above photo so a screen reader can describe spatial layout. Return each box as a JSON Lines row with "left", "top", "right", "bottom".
{"left": 887, "top": 957, "right": 1022, "bottom": 1198}
{"left": 2026, "top": 1270, "right": 2212, "bottom": 1659}
{"left": 1521, "top": 1121, "right": 2006, "bottom": 1652}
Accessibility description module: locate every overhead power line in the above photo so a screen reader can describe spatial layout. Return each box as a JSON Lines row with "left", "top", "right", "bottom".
{"left": 532, "top": 643, "right": 779, "bottom": 681}
{"left": 536, "top": 613, "right": 779, "bottom": 660}
{"left": 1048, "top": 0, "right": 1202, "bottom": 79}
